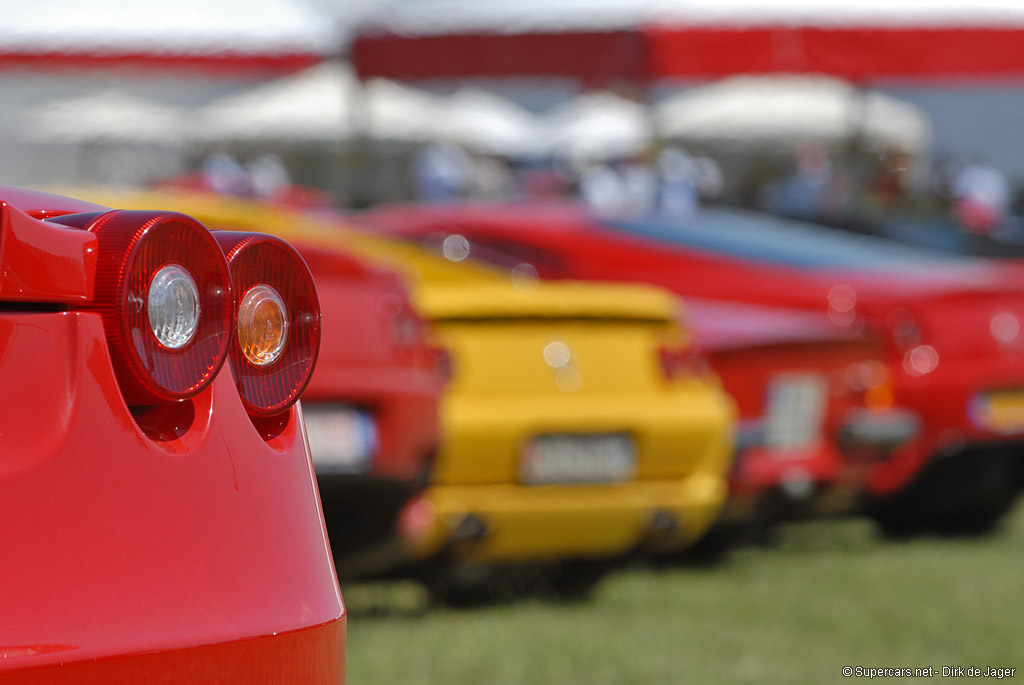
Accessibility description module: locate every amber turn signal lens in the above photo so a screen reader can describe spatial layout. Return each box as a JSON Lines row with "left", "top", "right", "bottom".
{"left": 237, "top": 284, "right": 289, "bottom": 366}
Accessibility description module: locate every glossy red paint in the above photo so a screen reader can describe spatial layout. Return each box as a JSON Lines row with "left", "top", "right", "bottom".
{"left": 1, "top": 620, "right": 344, "bottom": 685}
{"left": 361, "top": 203, "right": 1024, "bottom": 524}
{"left": 0, "top": 202, "right": 97, "bottom": 302}
{"left": 0, "top": 187, "right": 344, "bottom": 681}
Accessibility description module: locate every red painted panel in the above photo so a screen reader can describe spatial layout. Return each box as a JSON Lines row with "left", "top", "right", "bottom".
{"left": 1, "top": 186, "right": 345, "bottom": 680}
{"left": 353, "top": 30, "right": 648, "bottom": 86}
{"left": 0, "top": 202, "right": 97, "bottom": 302}
{"left": 648, "top": 25, "right": 1024, "bottom": 82}
{"left": 0, "top": 312, "right": 344, "bottom": 672}
{"left": 0, "top": 50, "right": 320, "bottom": 75}
{"left": 354, "top": 24, "right": 1024, "bottom": 84}
{"left": 0, "top": 619, "right": 344, "bottom": 684}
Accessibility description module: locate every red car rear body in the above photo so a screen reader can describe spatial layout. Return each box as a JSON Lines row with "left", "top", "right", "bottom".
{"left": 0, "top": 186, "right": 345, "bottom": 682}
{"left": 693, "top": 299, "right": 881, "bottom": 522}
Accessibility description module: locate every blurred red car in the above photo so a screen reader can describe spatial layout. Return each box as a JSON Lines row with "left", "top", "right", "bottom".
{"left": 686, "top": 298, "right": 880, "bottom": 539}
{"left": 262, "top": 244, "right": 444, "bottom": 576}
{"left": 364, "top": 203, "right": 1024, "bottom": 536}
{"left": 0, "top": 186, "right": 345, "bottom": 682}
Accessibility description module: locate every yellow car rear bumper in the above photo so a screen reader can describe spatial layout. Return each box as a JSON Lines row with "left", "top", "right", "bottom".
{"left": 401, "top": 472, "right": 728, "bottom": 564}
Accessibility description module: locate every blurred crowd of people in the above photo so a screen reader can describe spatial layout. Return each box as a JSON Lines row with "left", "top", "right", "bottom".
{"left": 200, "top": 152, "right": 293, "bottom": 199}
{"left": 760, "top": 141, "right": 1012, "bottom": 235}
{"left": 448, "top": 137, "right": 1024, "bottom": 253}
{"left": 410, "top": 140, "right": 724, "bottom": 218}
{"left": 758, "top": 142, "right": 1021, "bottom": 248}
{"left": 190, "top": 133, "right": 1024, "bottom": 254}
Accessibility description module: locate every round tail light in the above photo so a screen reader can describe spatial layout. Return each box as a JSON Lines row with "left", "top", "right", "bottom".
{"left": 82, "top": 210, "right": 233, "bottom": 405}
{"left": 215, "top": 232, "right": 321, "bottom": 417}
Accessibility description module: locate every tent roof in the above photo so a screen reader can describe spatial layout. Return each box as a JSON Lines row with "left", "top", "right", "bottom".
{"left": 353, "top": 2, "right": 1024, "bottom": 84}
{"left": 542, "top": 92, "right": 649, "bottom": 158}
{"left": 25, "top": 90, "right": 190, "bottom": 143}
{"left": 197, "top": 62, "right": 356, "bottom": 141}
{"left": 0, "top": 0, "right": 335, "bottom": 73}
{"left": 657, "top": 75, "right": 931, "bottom": 150}
{"left": 355, "top": 0, "right": 1024, "bottom": 34}
{"left": 197, "top": 62, "right": 538, "bottom": 149}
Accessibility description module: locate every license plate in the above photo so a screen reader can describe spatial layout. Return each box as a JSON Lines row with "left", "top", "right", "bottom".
{"left": 762, "top": 373, "right": 827, "bottom": 451}
{"left": 971, "top": 391, "right": 1024, "bottom": 434}
{"left": 520, "top": 434, "right": 636, "bottom": 485}
{"left": 303, "top": 404, "right": 379, "bottom": 473}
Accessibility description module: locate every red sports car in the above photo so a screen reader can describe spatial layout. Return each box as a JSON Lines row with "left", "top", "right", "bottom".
{"left": 364, "top": 202, "right": 1024, "bottom": 536}
{"left": 0, "top": 186, "right": 345, "bottom": 682}
{"left": 685, "top": 298, "right": 881, "bottom": 540}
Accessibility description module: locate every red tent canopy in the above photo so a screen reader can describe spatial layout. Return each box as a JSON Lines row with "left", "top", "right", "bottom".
{"left": 353, "top": 23, "right": 1024, "bottom": 85}
{"left": 352, "top": 30, "right": 646, "bottom": 86}
{"left": 0, "top": 50, "right": 321, "bottom": 75}
{"left": 647, "top": 25, "right": 1024, "bottom": 82}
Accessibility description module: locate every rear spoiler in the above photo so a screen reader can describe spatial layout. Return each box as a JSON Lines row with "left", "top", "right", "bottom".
{"left": 0, "top": 202, "right": 96, "bottom": 303}
{"left": 417, "top": 281, "right": 680, "bottom": 322}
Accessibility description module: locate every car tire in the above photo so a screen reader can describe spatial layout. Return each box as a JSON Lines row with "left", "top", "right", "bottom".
{"left": 870, "top": 448, "right": 1020, "bottom": 538}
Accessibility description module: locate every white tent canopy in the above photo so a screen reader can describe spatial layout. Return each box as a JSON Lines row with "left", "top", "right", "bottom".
{"left": 197, "top": 62, "right": 358, "bottom": 142}
{"left": 541, "top": 91, "right": 650, "bottom": 159}
{"left": 363, "top": 79, "right": 451, "bottom": 142}
{"left": 197, "top": 62, "right": 455, "bottom": 143}
{"left": 25, "top": 91, "right": 190, "bottom": 144}
{"left": 437, "top": 88, "right": 544, "bottom": 156}
{"left": 0, "top": 0, "right": 335, "bottom": 55}
{"left": 196, "top": 62, "right": 546, "bottom": 150}
{"left": 22, "top": 68, "right": 933, "bottom": 159}
{"left": 656, "top": 75, "right": 932, "bottom": 151}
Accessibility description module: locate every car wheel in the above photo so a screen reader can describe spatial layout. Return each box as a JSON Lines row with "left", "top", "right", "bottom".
{"left": 870, "top": 448, "right": 1020, "bottom": 538}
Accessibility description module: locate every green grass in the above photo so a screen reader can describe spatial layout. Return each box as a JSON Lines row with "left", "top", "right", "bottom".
{"left": 342, "top": 503, "right": 1024, "bottom": 684}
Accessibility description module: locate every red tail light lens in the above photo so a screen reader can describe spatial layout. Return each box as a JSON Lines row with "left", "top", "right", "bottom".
{"left": 428, "top": 344, "right": 453, "bottom": 384}
{"left": 215, "top": 232, "right": 321, "bottom": 417}
{"left": 658, "top": 339, "right": 709, "bottom": 382}
{"left": 76, "top": 210, "right": 233, "bottom": 404}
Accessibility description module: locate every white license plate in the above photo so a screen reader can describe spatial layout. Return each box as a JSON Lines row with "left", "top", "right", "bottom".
{"left": 303, "top": 404, "right": 379, "bottom": 474}
{"left": 520, "top": 434, "right": 636, "bottom": 485}
{"left": 763, "top": 373, "right": 827, "bottom": 451}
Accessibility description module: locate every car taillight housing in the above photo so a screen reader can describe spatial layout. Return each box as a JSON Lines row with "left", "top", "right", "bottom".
{"left": 63, "top": 210, "right": 234, "bottom": 405}
{"left": 428, "top": 344, "right": 453, "bottom": 384}
{"left": 658, "top": 339, "right": 709, "bottom": 382}
{"left": 215, "top": 232, "right": 321, "bottom": 417}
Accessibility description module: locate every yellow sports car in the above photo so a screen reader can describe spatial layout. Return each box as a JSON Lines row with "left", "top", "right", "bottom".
{"left": 79, "top": 189, "right": 735, "bottom": 596}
